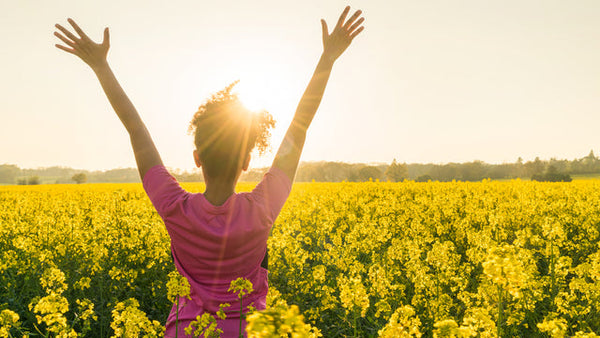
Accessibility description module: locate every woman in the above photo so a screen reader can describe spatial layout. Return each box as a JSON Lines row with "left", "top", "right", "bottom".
{"left": 54, "top": 6, "right": 364, "bottom": 336}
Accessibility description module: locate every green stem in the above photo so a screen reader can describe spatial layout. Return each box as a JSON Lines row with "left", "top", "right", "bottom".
{"left": 497, "top": 286, "right": 504, "bottom": 338}
{"left": 175, "top": 297, "right": 179, "bottom": 338}
{"left": 100, "top": 273, "right": 104, "bottom": 337}
{"left": 239, "top": 295, "right": 243, "bottom": 338}
{"left": 550, "top": 241, "right": 557, "bottom": 303}
{"left": 32, "top": 323, "right": 46, "bottom": 337}
{"left": 353, "top": 310, "right": 357, "bottom": 337}
{"left": 436, "top": 269, "right": 440, "bottom": 320}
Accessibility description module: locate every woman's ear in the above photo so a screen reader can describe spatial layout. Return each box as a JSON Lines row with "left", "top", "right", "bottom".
{"left": 193, "top": 149, "right": 202, "bottom": 168}
{"left": 242, "top": 153, "right": 251, "bottom": 171}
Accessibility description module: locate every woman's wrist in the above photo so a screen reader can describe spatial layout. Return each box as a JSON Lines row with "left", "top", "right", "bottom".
{"left": 319, "top": 53, "right": 336, "bottom": 68}
{"left": 91, "top": 59, "right": 110, "bottom": 74}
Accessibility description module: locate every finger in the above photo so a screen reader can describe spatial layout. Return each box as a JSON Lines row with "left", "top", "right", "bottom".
{"left": 54, "top": 32, "right": 77, "bottom": 48}
{"left": 336, "top": 6, "right": 351, "bottom": 28}
{"left": 348, "top": 17, "right": 365, "bottom": 33}
{"left": 68, "top": 18, "right": 90, "bottom": 40}
{"left": 321, "top": 19, "right": 329, "bottom": 41}
{"left": 344, "top": 10, "right": 363, "bottom": 29}
{"left": 55, "top": 23, "right": 79, "bottom": 42}
{"left": 350, "top": 26, "right": 364, "bottom": 40}
{"left": 102, "top": 27, "right": 110, "bottom": 47}
{"left": 55, "top": 44, "right": 78, "bottom": 56}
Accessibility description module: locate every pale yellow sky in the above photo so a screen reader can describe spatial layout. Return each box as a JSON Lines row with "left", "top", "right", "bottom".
{"left": 2, "top": 0, "right": 600, "bottom": 171}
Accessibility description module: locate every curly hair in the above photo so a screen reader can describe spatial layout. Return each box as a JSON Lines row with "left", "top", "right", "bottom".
{"left": 188, "top": 82, "right": 275, "bottom": 179}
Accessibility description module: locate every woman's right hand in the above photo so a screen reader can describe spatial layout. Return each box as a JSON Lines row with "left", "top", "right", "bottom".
{"left": 54, "top": 18, "right": 110, "bottom": 70}
{"left": 320, "top": 6, "right": 365, "bottom": 63}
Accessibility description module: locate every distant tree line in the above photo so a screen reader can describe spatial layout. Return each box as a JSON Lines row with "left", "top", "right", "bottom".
{"left": 0, "top": 165, "right": 141, "bottom": 185}
{"left": 405, "top": 151, "right": 600, "bottom": 182}
{"left": 2, "top": 150, "right": 598, "bottom": 185}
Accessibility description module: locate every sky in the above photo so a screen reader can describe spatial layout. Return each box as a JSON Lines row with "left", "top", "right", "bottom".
{"left": 2, "top": 0, "right": 600, "bottom": 171}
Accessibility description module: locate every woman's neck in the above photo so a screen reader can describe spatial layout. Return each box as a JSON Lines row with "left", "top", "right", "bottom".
{"left": 203, "top": 179, "right": 236, "bottom": 206}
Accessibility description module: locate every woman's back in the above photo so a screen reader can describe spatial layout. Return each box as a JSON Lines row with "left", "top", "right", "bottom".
{"left": 54, "top": 6, "right": 363, "bottom": 336}
{"left": 143, "top": 165, "right": 291, "bottom": 335}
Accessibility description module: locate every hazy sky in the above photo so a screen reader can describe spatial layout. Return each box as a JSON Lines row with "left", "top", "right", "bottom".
{"left": 2, "top": 0, "right": 600, "bottom": 171}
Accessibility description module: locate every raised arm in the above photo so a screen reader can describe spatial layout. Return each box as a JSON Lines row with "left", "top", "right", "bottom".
{"left": 54, "top": 19, "right": 162, "bottom": 179}
{"left": 272, "top": 7, "right": 365, "bottom": 180}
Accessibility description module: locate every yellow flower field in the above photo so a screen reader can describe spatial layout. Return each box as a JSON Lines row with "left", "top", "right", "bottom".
{"left": 1, "top": 180, "right": 599, "bottom": 337}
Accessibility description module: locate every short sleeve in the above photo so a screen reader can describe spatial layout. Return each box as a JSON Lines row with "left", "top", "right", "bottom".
{"left": 250, "top": 166, "right": 293, "bottom": 223}
{"left": 142, "top": 165, "right": 187, "bottom": 216}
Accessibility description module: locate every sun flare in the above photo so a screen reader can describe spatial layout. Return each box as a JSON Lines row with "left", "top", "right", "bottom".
{"left": 236, "top": 80, "right": 271, "bottom": 113}
{"left": 231, "top": 67, "right": 298, "bottom": 126}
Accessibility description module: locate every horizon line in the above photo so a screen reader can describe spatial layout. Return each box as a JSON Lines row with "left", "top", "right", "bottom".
{"left": 3, "top": 151, "right": 598, "bottom": 173}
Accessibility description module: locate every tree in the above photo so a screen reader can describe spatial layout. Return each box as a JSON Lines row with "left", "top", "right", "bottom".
{"left": 430, "top": 163, "right": 460, "bottom": 182}
{"left": 358, "top": 166, "right": 383, "bottom": 181}
{"left": 415, "top": 174, "right": 432, "bottom": 182}
{"left": 72, "top": 173, "right": 87, "bottom": 184}
{"left": 585, "top": 149, "right": 597, "bottom": 162}
{"left": 27, "top": 176, "right": 40, "bottom": 185}
{"left": 514, "top": 157, "right": 525, "bottom": 177}
{"left": 488, "top": 164, "right": 514, "bottom": 180}
{"left": 385, "top": 159, "right": 409, "bottom": 182}
{"left": 0, "top": 164, "right": 20, "bottom": 184}
{"left": 531, "top": 165, "right": 572, "bottom": 182}
{"left": 582, "top": 149, "right": 599, "bottom": 173}
{"left": 524, "top": 157, "right": 545, "bottom": 178}
{"left": 459, "top": 161, "right": 486, "bottom": 181}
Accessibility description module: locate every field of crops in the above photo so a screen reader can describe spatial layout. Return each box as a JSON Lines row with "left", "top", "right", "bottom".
{"left": 1, "top": 180, "right": 600, "bottom": 337}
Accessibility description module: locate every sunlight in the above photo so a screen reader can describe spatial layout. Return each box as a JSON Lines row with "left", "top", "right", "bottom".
{"left": 236, "top": 80, "right": 271, "bottom": 113}
{"left": 171, "top": 50, "right": 304, "bottom": 169}
{"left": 231, "top": 56, "right": 300, "bottom": 126}
{"left": 233, "top": 74, "right": 295, "bottom": 167}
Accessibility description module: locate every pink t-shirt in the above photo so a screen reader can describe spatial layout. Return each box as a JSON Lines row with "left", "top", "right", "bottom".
{"left": 142, "top": 165, "right": 292, "bottom": 338}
